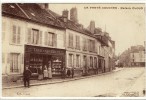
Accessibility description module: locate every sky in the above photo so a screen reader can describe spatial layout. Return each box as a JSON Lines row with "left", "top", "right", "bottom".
{"left": 49, "top": 4, "right": 145, "bottom": 55}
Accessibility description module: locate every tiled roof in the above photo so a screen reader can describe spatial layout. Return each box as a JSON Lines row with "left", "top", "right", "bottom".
{"left": 2, "top": 3, "right": 64, "bottom": 29}
{"left": 2, "top": 3, "right": 27, "bottom": 19}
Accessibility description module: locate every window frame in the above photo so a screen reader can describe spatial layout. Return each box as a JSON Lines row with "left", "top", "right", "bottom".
{"left": 10, "top": 53, "right": 20, "bottom": 73}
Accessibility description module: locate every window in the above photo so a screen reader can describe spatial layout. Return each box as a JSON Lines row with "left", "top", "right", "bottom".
{"left": 89, "top": 40, "right": 95, "bottom": 52}
{"left": 45, "top": 32, "right": 56, "bottom": 46}
{"left": 69, "top": 54, "right": 74, "bottom": 67}
{"left": 83, "top": 38, "right": 87, "bottom": 51}
{"left": 10, "top": 53, "right": 19, "bottom": 73}
{"left": 76, "top": 55, "right": 80, "bottom": 67}
{"left": 27, "top": 28, "right": 42, "bottom": 45}
{"left": 89, "top": 39, "right": 92, "bottom": 52}
{"left": 68, "top": 33, "right": 73, "bottom": 48}
{"left": 90, "top": 56, "right": 93, "bottom": 68}
{"left": 83, "top": 56, "right": 87, "bottom": 68}
{"left": 94, "top": 57, "right": 97, "bottom": 68}
{"left": 11, "top": 25, "right": 21, "bottom": 44}
{"left": 76, "top": 35, "right": 80, "bottom": 50}
{"left": 133, "top": 54, "right": 134, "bottom": 58}
{"left": 32, "top": 29, "right": 39, "bottom": 44}
{"left": 93, "top": 40, "right": 95, "bottom": 52}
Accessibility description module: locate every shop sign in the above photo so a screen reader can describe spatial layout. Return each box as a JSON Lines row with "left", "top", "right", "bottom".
{"left": 25, "top": 45, "right": 65, "bottom": 55}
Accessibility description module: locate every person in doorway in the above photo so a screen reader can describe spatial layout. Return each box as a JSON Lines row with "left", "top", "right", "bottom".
{"left": 23, "top": 66, "right": 31, "bottom": 88}
{"left": 43, "top": 66, "right": 48, "bottom": 79}
{"left": 71, "top": 68, "right": 74, "bottom": 78}
{"left": 67, "top": 69, "right": 71, "bottom": 77}
{"left": 38, "top": 65, "right": 43, "bottom": 80}
{"left": 61, "top": 67, "right": 66, "bottom": 79}
{"left": 48, "top": 66, "right": 52, "bottom": 79}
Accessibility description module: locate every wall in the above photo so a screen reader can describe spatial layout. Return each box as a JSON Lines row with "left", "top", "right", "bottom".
{"left": 2, "top": 16, "right": 65, "bottom": 76}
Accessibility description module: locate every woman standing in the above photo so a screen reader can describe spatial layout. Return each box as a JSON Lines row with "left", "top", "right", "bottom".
{"left": 43, "top": 65, "right": 48, "bottom": 79}
{"left": 48, "top": 66, "right": 52, "bottom": 79}
{"left": 38, "top": 65, "right": 43, "bottom": 80}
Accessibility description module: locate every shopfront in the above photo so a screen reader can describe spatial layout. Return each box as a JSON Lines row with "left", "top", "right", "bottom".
{"left": 24, "top": 45, "right": 66, "bottom": 77}
{"left": 98, "top": 55, "right": 105, "bottom": 73}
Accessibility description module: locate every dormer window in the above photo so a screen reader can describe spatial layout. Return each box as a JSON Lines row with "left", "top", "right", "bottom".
{"left": 31, "top": 13, "right": 35, "bottom": 16}
{"left": 10, "top": 5, "right": 15, "bottom": 8}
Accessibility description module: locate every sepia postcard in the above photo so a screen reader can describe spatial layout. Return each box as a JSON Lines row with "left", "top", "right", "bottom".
{"left": 1, "top": 2, "right": 146, "bottom": 99}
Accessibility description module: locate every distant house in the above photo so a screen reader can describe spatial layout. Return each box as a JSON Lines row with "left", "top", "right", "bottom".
{"left": 130, "top": 50, "right": 145, "bottom": 67}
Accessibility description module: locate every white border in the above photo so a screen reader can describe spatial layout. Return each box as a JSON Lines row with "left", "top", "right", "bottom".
{"left": 0, "top": 0, "right": 146, "bottom": 3}
{"left": 0, "top": 0, "right": 146, "bottom": 99}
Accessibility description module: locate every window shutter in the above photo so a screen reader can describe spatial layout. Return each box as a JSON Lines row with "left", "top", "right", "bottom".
{"left": 27, "top": 28, "right": 31, "bottom": 44}
{"left": 45, "top": 32, "right": 48, "bottom": 45}
{"left": 12, "top": 25, "right": 16, "bottom": 44}
{"left": 76, "top": 35, "right": 77, "bottom": 49}
{"left": 68, "top": 34, "right": 70, "bottom": 47}
{"left": 71, "top": 34, "right": 74, "bottom": 49}
{"left": 17, "top": 26, "right": 21, "bottom": 44}
{"left": 78, "top": 36, "right": 80, "bottom": 49}
{"left": 39, "top": 31, "right": 42, "bottom": 45}
{"left": 21, "top": 54, "right": 24, "bottom": 64}
{"left": 53, "top": 34, "right": 57, "bottom": 47}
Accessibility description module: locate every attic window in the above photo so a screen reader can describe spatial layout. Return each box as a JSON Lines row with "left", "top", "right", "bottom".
{"left": 31, "top": 13, "right": 35, "bottom": 16}
{"left": 10, "top": 5, "right": 15, "bottom": 8}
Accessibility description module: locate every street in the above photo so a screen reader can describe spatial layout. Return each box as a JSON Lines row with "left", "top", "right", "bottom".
{"left": 2, "top": 67, "right": 145, "bottom": 97}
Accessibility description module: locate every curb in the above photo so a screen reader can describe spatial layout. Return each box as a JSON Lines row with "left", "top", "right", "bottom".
{"left": 2, "top": 68, "right": 123, "bottom": 89}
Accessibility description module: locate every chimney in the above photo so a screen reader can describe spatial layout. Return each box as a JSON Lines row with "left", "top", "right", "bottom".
{"left": 90, "top": 21, "right": 95, "bottom": 34}
{"left": 62, "top": 10, "right": 68, "bottom": 23}
{"left": 70, "top": 7, "right": 78, "bottom": 23}
{"left": 62, "top": 10, "right": 69, "bottom": 19}
{"left": 38, "top": 3, "right": 49, "bottom": 10}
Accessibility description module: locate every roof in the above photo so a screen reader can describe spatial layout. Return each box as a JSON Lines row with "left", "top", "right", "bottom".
{"left": 2, "top": 3, "right": 64, "bottom": 29}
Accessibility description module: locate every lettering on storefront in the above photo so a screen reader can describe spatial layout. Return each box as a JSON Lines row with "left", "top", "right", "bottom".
{"left": 25, "top": 45, "right": 65, "bottom": 55}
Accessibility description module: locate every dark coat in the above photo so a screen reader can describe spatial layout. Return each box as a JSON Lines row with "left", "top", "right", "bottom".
{"left": 23, "top": 69, "right": 31, "bottom": 79}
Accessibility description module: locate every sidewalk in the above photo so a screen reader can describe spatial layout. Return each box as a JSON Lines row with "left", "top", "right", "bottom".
{"left": 2, "top": 67, "right": 123, "bottom": 89}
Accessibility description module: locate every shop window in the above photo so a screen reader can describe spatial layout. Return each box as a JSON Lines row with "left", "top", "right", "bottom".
{"left": 68, "top": 33, "right": 74, "bottom": 48}
{"left": 10, "top": 53, "right": 20, "bottom": 73}
{"left": 76, "top": 55, "right": 80, "bottom": 67}
{"left": 69, "top": 54, "right": 74, "bottom": 67}
{"left": 11, "top": 25, "right": 21, "bottom": 44}
{"left": 45, "top": 32, "right": 57, "bottom": 47}
{"left": 75, "top": 35, "right": 80, "bottom": 50}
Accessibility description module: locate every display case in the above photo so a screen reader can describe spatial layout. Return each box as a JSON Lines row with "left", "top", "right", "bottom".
{"left": 52, "top": 56, "right": 63, "bottom": 75}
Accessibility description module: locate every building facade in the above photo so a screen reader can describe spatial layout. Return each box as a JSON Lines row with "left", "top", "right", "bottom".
{"left": 130, "top": 50, "right": 145, "bottom": 67}
{"left": 2, "top": 3, "right": 115, "bottom": 82}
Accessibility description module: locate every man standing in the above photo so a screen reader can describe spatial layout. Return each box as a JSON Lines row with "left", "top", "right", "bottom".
{"left": 23, "top": 66, "right": 31, "bottom": 88}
